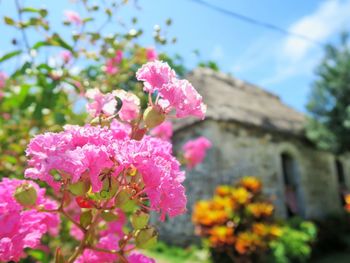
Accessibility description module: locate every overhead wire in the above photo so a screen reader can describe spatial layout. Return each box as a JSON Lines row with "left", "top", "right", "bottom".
{"left": 189, "top": 0, "right": 326, "bottom": 47}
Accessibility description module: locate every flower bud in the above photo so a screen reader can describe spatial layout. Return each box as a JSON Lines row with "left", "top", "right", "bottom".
{"left": 14, "top": 183, "right": 37, "bottom": 207}
{"left": 135, "top": 226, "right": 158, "bottom": 249}
{"left": 143, "top": 106, "right": 165, "bottom": 129}
{"left": 131, "top": 210, "right": 150, "bottom": 230}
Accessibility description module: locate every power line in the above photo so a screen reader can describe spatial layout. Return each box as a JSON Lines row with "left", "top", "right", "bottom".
{"left": 189, "top": 0, "right": 326, "bottom": 47}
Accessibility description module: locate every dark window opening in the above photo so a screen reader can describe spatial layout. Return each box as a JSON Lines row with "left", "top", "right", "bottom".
{"left": 281, "top": 153, "right": 299, "bottom": 218}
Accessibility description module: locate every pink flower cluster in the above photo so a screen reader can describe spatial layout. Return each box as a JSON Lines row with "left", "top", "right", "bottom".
{"left": 182, "top": 136, "right": 212, "bottom": 169}
{"left": 105, "top": 50, "right": 123, "bottom": 75}
{"left": 0, "top": 72, "right": 6, "bottom": 89}
{"left": 136, "top": 60, "right": 206, "bottom": 119}
{"left": 64, "top": 10, "right": 82, "bottom": 25}
{"left": 85, "top": 88, "right": 140, "bottom": 121}
{"left": 150, "top": 121, "right": 173, "bottom": 141}
{"left": 146, "top": 47, "right": 158, "bottom": 61}
{"left": 25, "top": 121, "right": 186, "bottom": 220}
{"left": 0, "top": 179, "right": 60, "bottom": 262}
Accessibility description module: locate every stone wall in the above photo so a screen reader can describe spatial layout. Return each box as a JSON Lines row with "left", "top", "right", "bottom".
{"left": 156, "top": 120, "right": 344, "bottom": 246}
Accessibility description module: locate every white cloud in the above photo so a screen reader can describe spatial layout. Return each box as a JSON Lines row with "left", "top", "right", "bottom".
{"left": 259, "top": 0, "right": 350, "bottom": 87}
{"left": 283, "top": 0, "right": 350, "bottom": 62}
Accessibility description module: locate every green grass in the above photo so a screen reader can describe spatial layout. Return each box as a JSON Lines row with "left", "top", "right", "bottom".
{"left": 144, "top": 242, "right": 211, "bottom": 263}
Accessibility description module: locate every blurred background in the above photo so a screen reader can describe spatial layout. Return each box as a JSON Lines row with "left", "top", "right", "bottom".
{"left": 2, "top": 0, "right": 350, "bottom": 262}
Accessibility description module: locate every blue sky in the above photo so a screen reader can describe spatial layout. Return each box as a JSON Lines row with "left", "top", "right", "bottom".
{"left": 1, "top": 0, "right": 350, "bottom": 112}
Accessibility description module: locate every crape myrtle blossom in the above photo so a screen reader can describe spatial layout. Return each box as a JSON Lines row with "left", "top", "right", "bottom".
{"left": 85, "top": 88, "right": 117, "bottom": 117}
{"left": 136, "top": 60, "right": 206, "bottom": 119}
{"left": 61, "top": 50, "right": 73, "bottom": 64}
{"left": 105, "top": 50, "right": 123, "bottom": 75}
{"left": 182, "top": 136, "right": 212, "bottom": 169}
{"left": 85, "top": 88, "right": 140, "bottom": 121}
{"left": 146, "top": 47, "right": 158, "bottom": 61}
{"left": 128, "top": 252, "right": 156, "bottom": 263}
{"left": 150, "top": 121, "right": 173, "bottom": 141}
{"left": 64, "top": 10, "right": 83, "bottom": 25}
{"left": 25, "top": 121, "right": 186, "bottom": 220}
{"left": 0, "top": 179, "right": 60, "bottom": 262}
{"left": 0, "top": 72, "right": 6, "bottom": 89}
{"left": 113, "top": 89, "right": 140, "bottom": 121}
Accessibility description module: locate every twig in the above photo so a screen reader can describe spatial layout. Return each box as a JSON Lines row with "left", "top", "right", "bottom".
{"left": 14, "top": 0, "right": 31, "bottom": 55}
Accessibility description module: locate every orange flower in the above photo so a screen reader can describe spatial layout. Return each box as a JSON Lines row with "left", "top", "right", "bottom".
{"left": 252, "top": 223, "right": 282, "bottom": 238}
{"left": 192, "top": 200, "right": 230, "bottom": 226}
{"left": 239, "top": 176, "right": 262, "bottom": 194}
{"left": 215, "top": 185, "right": 232, "bottom": 197}
{"left": 209, "top": 226, "right": 235, "bottom": 247}
{"left": 235, "top": 232, "right": 265, "bottom": 255}
{"left": 247, "top": 202, "right": 274, "bottom": 218}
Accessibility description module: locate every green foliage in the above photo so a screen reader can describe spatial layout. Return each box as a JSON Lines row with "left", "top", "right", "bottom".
{"left": 146, "top": 241, "right": 210, "bottom": 263}
{"left": 269, "top": 219, "right": 317, "bottom": 263}
{"left": 306, "top": 33, "right": 350, "bottom": 153}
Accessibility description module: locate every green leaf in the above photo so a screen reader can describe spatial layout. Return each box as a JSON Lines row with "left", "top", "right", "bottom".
{"left": 28, "top": 249, "right": 49, "bottom": 263}
{"left": 0, "top": 50, "right": 21, "bottom": 63}
{"left": 4, "top": 16, "right": 15, "bottom": 25}
{"left": 51, "top": 33, "right": 74, "bottom": 52}
{"left": 33, "top": 34, "right": 73, "bottom": 52}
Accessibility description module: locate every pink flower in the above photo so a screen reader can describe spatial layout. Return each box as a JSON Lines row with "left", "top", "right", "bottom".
{"left": 0, "top": 72, "right": 7, "bottom": 89}
{"left": 136, "top": 61, "right": 206, "bottom": 119}
{"left": 136, "top": 60, "right": 175, "bottom": 93}
{"left": 105, "top": 58, "right": 119, "bottom": 75}
{"left": 75, "top": 234, "right": 120, "bottom": 263}
{"left": 0, "top": 179, "right": 60, "bottom": 262}
{"left": 85, "top": 88, "right": 117, "bottom": 117}
{"left": 182, "top": 136, "right": 212, "bottom": 169}
{"left": 150, "top": 121, "right": 173, "bottom": 141}
{"left": 113, "top": 90, "right": 140, "bottom": 121}
{"left": 146, "top": 47, "right": 158, "bottom": 61}
{"left": 115, "top": 50, "right": 123, "bottom": 64}
{"left": 162, "top": 79, "right": 206, "bottom": 119}
{"left": 60, "top": 50, "right": 72, "bottom": 64}
{"left": 105, "top": 50, "right": 123, "bottom": 75}
{"left": 25, "top": 123, "right": 187, "bottom": 220}
{"left": 64, "top": 10, "right": 82, "bottom": 25}
{"left": 128, "top": 252, "right": 156, "bottom": 263}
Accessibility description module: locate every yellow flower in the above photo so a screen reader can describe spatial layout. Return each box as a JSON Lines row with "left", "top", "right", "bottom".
{"left": 215, "top": 185, "right": 232, "bottom": 197}
{"left": 231, "top": 187, "right": 251, "bottom": 205}
{"left": 235, "top": 232, "right": 265, "bottom": 255}
{"left": 192, "top": 200, "right": 229, "bottom": 226}
{"left": 239, "top": 176, "right": 262, "bottom": 194}
{"left": 209, "top": 226, "right": 235, "bottom": 247}
{"left": 247, "top": 202, "right": 274, "bottom": 218}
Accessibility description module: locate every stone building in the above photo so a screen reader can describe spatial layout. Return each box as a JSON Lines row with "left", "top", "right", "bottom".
{"left": 158, "top": 68, "right": 349, "bottom": 245}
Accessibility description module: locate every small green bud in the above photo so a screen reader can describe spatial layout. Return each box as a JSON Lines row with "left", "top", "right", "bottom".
{"left": 14, "top": 183, "right": 37, "bottom": 207}
{"left": 131, "top": 211, "right": 149, "bottom": 230}
{"left": 135, "top": 226, "right": 158, "bottom": 249}
{"left": 143, "top": 106, "right": 165, "bottom": 129}
{"left": 80, "top": 210, "right": 93, "bottom": 228}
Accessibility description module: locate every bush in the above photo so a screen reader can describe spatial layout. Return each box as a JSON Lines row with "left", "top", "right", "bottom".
{"left": 192, "top": 176, "right": 316, "bottom": 263}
